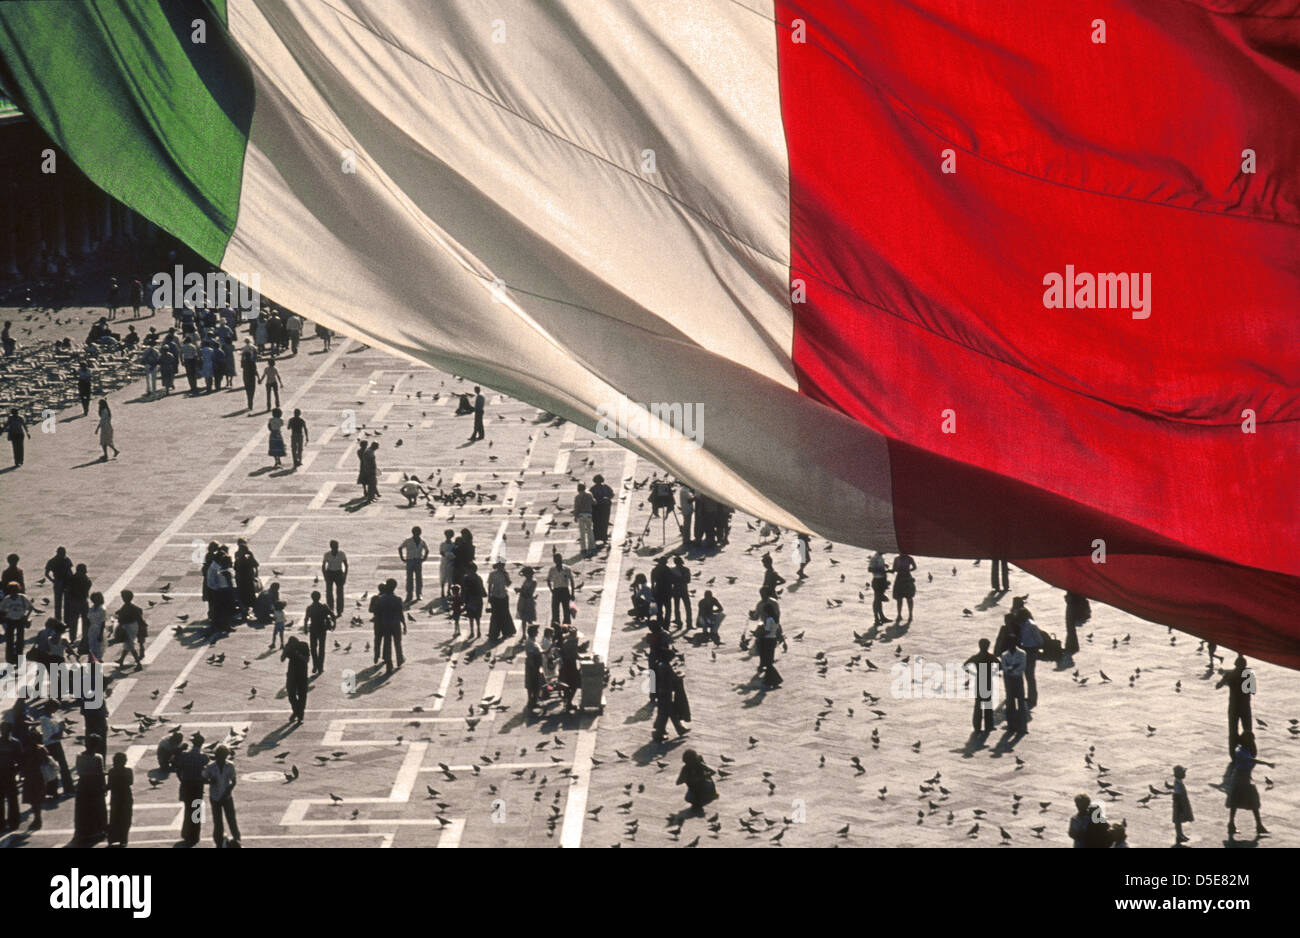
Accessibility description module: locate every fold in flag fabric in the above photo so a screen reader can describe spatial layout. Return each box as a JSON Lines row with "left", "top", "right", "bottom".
{"left": 2, "top": 1, "right": 1296, "bottom": 663}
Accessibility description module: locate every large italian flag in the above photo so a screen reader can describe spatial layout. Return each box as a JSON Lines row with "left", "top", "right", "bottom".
{"left": 2, "top": 1, "right": 1297, "bottom": 663}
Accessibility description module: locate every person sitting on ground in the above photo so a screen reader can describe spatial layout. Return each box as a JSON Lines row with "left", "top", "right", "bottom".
{"left": 677, "top": 749, "right": 718, "bottom": 814}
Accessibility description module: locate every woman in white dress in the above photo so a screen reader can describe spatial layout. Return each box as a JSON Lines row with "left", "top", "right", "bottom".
{"left": 93, "top": 399, "right": 120, "bottom": 461}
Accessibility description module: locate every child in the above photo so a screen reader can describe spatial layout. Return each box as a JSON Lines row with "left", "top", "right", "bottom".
{"left": 1172, "top": 765, "right": 1193, "bottom": 844}
{"left": 269, "top": 599, "right": 288, "bottom": 649}
{"left": 676, "top": 749, "right": 718, "bottom": 814}
{"left": 448, "top": 584, "right": 464, "bottom": 638}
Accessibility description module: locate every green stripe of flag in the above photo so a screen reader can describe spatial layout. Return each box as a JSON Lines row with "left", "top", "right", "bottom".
{"left": 0, "top": 0, "right": 251, "bottom": 263}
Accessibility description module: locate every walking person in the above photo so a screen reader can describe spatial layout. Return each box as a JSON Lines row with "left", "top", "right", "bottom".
{"left": 282, "top": 636, "right": 310, "bottom": 723}
{"left": 964, "top": 638, "right": 999, "bottom": 733}
{"left": 203, "top": 744, "right": 241, "bottom": 848}
{"left": 258, "top": 357, "right": 283, "bottom": 411}
{"left": 590, "top": 474, "right": 614, "bottom": 544}
{"left": 84, "top": 592, "right": 107, "bottom": 664}
{"left": 93, "top": 399, "right": 120, "bottom": 461}
{"left": 38, "top": 700, "right": 75, "bottom": 798}
{"left": 72, "top": 736, "right": 107, "bottom": 845}
{"left": 20, "top": 738, "right": 52, "bottom": 832}
{"left": 159, "top": 341, "right": 177, "bottom": 395}
{"left": 1014, "top": 607, "right": 1044, "bottom": 710}
{"left": 1226, "top": 732, "right": 1273, "bottom": 841}
{"left": 176, "top": 732, "right": 208, "bottom": 846}
{"left": 5, "top": 408, "right": 31, "bottom": 467}
{"left": 793, "top": 533, "right": 811, "bottom": 579}
{"left": 438, "top": 529, "right": 457, "bottom": 607}
{"left": 990, "top": 558, "right": 1010, "bottom": 592}
{"left": 141, "top": 343, "right": 160, "bottom": 395}
{"left": 651, "top": 660, "right": 690, "bottom": 740}
{"left": 1172, "top": 765, "right": 1194, "bottom": 845}
{"left": 288, "top": 408, "right": 308, "bottom": 468}
{"left": 106, "top": 752, "right": 133, "bottom": 847}
{"left": 76, "top": 361, "right": 93, "bottom": 415}
{"left": 891, "top": 553, "right": 917, "bottom": 625}
{"left": 1000, "top": 635, "right": 1028, "bottom": 734}
{"left": 547, "top": 553, "right": 576, "bottom": 627}
{"left": 487, "top": 561, "right": 515, "bottom": 642}
{"left": 285, "top": 312, "right": 303, "bottom": 355}
{"left": 399, "top": 526, "right": 429, "bottom": 605}
{"left": 113, "top": 589, "right": 146, "bottom": 671}
{"left": 267, "top": 407, "right": 287, "bottom": 469}
{"left": 574, "top": 483, "right": 596, "bottom": 557}
{"left": 468, "top": 385, "right": 486, "bottom": 441}
{"left": 755, "top": 607, "right": 786, "bottom": 688}
{"left": 304, "top": 590, "right": 334, "bottom": 675}
{"left": 321, "top": 540, "right": 347, "bottom": 616}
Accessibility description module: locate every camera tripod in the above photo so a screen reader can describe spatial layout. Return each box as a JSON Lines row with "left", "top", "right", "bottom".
{"left": 641, "top": 504, "right": 680, "bottom": 546}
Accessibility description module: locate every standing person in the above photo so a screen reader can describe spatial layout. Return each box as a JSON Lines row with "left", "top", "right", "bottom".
{"left": 1172, "top": 765, "right": 1194, "bottom": 845}
{"left": 0, "top": 725, "right": 18, "bottom": 832}
{"left": 650, "top": 557, "right": 673, "bottom": 629}
{"left": 964, "top": 638, "right": 999, "bottom": 733}
{"left": 0, "top": 554, "right": 22, "bottom": 594}
{"left": 793, "top": 533, "right": 811, "bottom": 579}
{"left": 75, "top": 361, "right": 94, "bottom": 416}
{"left": 321, "top": 540, "right": 347, "bottom": 616}
{"left": 84, "top": 592, "right": 107, "bottom": 664}
{"left": 1226, "top": 732, "right": 1273, "bottom": 841}
{"left": 486, "top": 561, "right": 515, "bottom": 642}
{"left": 5, "top": 409, "right": 30, "bottom": 467}
{"left": 106, "top": 752, "right": 133, "bottom": 847}
{"left": 65, "top": 564, "right": 92, "bottom": 645}
{"left": 240, "top": 339, "right": 258, "bottom": 409}
{"left": 1063, "top": 591, "right": 1090, "bottom": 662}
{"left": 697, "top": 590, "right": 724, "bottom": 645}
{"left": 266, "top": 407, "right": 287, "bottom": 469}
{"left": 113, "top": 590, "right": 146, "bottom": 671}
{"left": 461, "top": 564, "right": 486, "bottom": 641}
{"left": 355, "top": 440, "right": 370, "bottom": 500}
{"left": 181, "top": 336, "right": 199, "bottom": 393}
{"left": 438, "top": 529, "right": 457, "bottom": 607}
{"left": 287, "top": 408, "right": 308, "bottom": 468}
{"left": 0, "top": 321, "right": 13, "bottom": 357}
{"left": 547, "top": 553, "right": 575, "bottom": 627}
{"left": 304, "top": 590, "right": 334, "bottom": 675}
{"left": 573, "top": 483, "right": 595, "bottom": 557}
{"left": 131, "top": 278, "right": 144, "bottom": 318}
{"left": 891, "top": 553, "right": 917, "bottom": 625}
{"left": 93, "top": 399, "right": 120, "bottom": 461}
{"left": 990, "top": 558, "right": 1010, "bottom": 592}
{"left": 999, "top": 635, "right": 1028, "bottom": 734}
{"left": 43, "top": 547, "right": 73, "bottom": 623}
{"left": 755, "top": 608, "right": 786, "bottom": 688}
{"left": 590, "top": 475, "right": 614, "bottom": 544}
{"left": 316, "top": 321, "right": 333, "bottom": 351}
{"left": 282, "top": 636, "right": 310, "bottom": 723}
{"left": 670, "top": 555, "right": 693, "bottom": 630}
{"left": 523, "top": 626, "right": 544, "bottom": 713}
{"left": 760, "top": 552, "right": 786, "bottom": 599}
{"left": 285, "top": 312, "right": 303, "bottom": 355}
{"left": 159, "top": 340, "right": 177, "bottom": 395}
{"left": 199, "top": 339, "right": 216, "bottom": 392}
{"left": 1015, "top": 607, "right": 1044, "bottom": 710}
{"left": 203, "top": 744, "right": 241, "bottom": 848}
{"left": 268, "top": 600, "right": 288, "bottom": 649}
{"left": 1216, "top": 656, "right": 1255, "bottom": 757}
{"left": 453, "top": 529, "right": 476, "bottom": 587}
{"left": 233, "top": 539, "right": 260, "bottom": 619}
{"left": 141, "top": 343, "right": 160, "bottom": 394}
{"left": 254, "top": 313, "right": 269, "bottom": 353}
{"left": 677, "top": 485, "right": 695, "bottom": 545}
{"left": 399, "top": 526, "right": 429, "bottom": 606}
{"left": 20, "top": 738, "right": 51, "bottom": 831}
{"left": 0, "top": 583, "right": 34, "bottom": 669}
{"left": 373, "top": 580, "right": 406, "bottom": 672}
{"left": 176, "top": 733, "right": 208, "bottom": 846}
{"left": 72, "top": 736, "right": 107, "bottom": 845}
{"left": 363, "top": 442, "right": 380, "bottom": 501}
{"left": 38, "top": 700, "right": 75, "bottom": 798}
{"left": 677, "top": 749, "right": 718, "bottom": 814}
{"left": 516, "top": 566, "right": 537, "bottom": 631}
{"left": 558, "top": 626, "right": 581, "bottom": 713}
{"left": 258, "top": 357, "right": 283, "bottom": 411}
{"left": 220, "top": 333, "right": 237, "bottom": 389}
{"left": 468, "top": 385, "right": 486, "bottom": 442}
